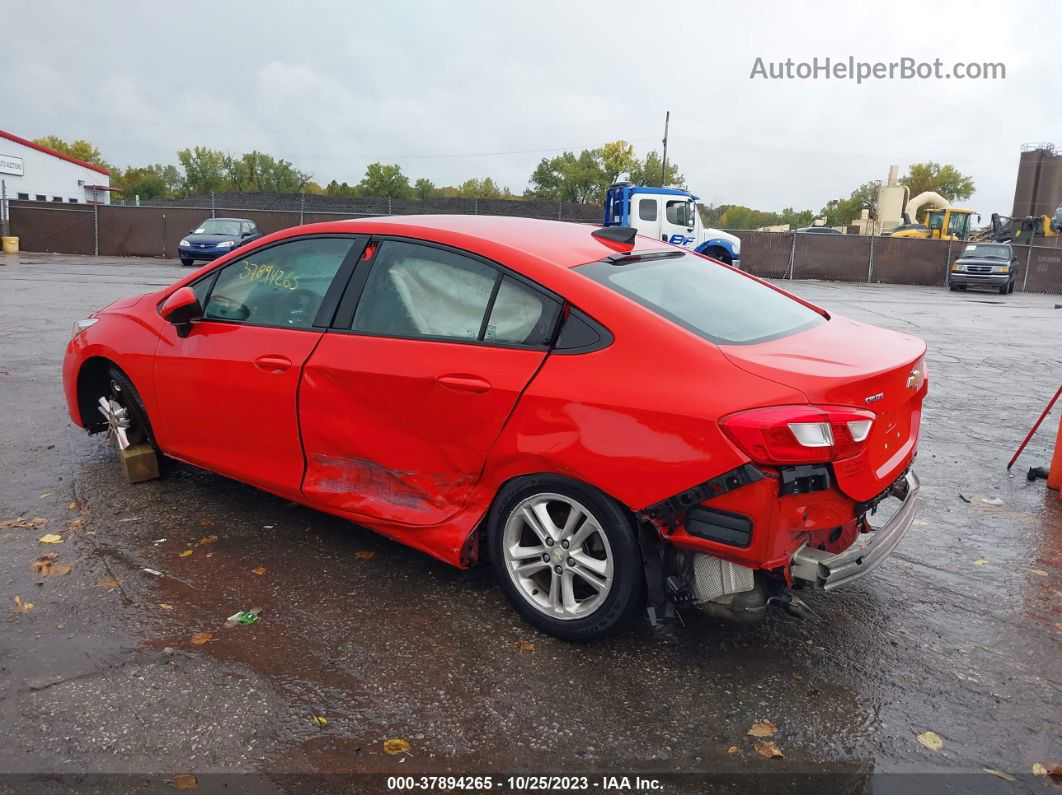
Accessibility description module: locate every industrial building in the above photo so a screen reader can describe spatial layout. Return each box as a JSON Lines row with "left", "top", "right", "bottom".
{"left": 0, "top": 129, "right": 112, "bottom": 204}
{"left": 1012, "top": 143, "right": 1062, "bottom": 218}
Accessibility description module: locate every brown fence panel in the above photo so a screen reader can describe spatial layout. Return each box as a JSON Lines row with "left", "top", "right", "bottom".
{"left": 734, "top": 231, "right": 793, "bottom": 278}
{"left": 98, "top": 206, "right": 166, "bottom": 257}
{"left": 9, "top": 202, "right": 94, "bottom": 254}
{"left": 793, "top": 234, "right": 872, "bottom": 281}
{"left": 1022, "top": 245, "right": 1062, "bottom": 293}
{"left": 871, "top": 237, "right": 951, "bottom": 285}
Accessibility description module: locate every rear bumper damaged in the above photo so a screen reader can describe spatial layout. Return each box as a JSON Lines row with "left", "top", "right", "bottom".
{"left": 639, "top": 467, "right": 919, "bottom": 623}
{"left": 789, "top": 469, "right": 919, "bottom": 590}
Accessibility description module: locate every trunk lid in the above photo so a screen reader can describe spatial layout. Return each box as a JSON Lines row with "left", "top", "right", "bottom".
{"left": 719, "top": 315, "right": 927, "bottom": 501}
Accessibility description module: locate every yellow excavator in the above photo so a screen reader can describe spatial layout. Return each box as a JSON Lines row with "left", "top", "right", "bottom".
{"left": 886, "top": 191, "right": 978, "bottom": 240}
{"left": 971, "top": 208, "right": 1060, "bottom": 243}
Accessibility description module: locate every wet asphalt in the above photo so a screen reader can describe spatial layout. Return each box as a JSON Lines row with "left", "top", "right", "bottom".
{"left": 0, "top": 252, "right": 1059, "bottom": 793}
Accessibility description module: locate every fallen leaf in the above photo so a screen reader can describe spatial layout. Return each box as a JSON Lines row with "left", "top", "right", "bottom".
{"left": 312, "top": 715, "right": 328, "bottom": 726}
{"left": 973, "top": 559, "right": 989, "bottom": 566}
{"left": 39, "top": 492, "right": 52, "bottom": 498}
{"left": 1049, "top": 763, "right": 1062, "bottom": 777}
{"left": 727, "top": 745, "right": 741, "bottom": 755}
{"left": 747, "top": 720, "right": 777, "bottom": 738}
{"left": 1021, "top": 567, "right": 1048, "bottom": 577}
{"left": 46, "top": 563, "right": 72, "bottom": 578}
{"left": 1032, "top": 763, "right": 1047, "bottom": 776}
{"left": 67, "top": 518, "right": 87, "bottom": 530}
{"left": 68, "top": 501, "right": 79, "bottom": 511}
{"left": 198, "top": 518, "right": 214, "bottom": 527}
{"left": 516, "top": 640, "right": 535, "bottom": 652}
{"left": 384, "top": 738, "right": 411, "bottom": 755}
{"left": 39, "top": 533, "right": 63, "bottom": 544}
{"left": 159, "top": 603, "right": 174, "bottom": 610}
{"left": 190, "top": 632, "right": 214, "bottom": 646}
{"left": 983, "top": 769, "right": 1015, "bottom": 782}
{"left": 251, "top": 567, "right": 266, "bottom": 576}
{"left": 198, "top": 536, "right": 217, "bottom": 545}
{"left": 174, "top": 773, "right": 198, "bottom": 789}
{"left": 97, "top": 576, "right": 121, "bottom": 589}
{"left": 2, "top": 516, "right": 48, "bottom": 529}
{"left": 178, "top": 549, "right": 194, "bottom": 558}
{"left": 754, "top": 740, "right": 783, "bottom": 759}
{"left": 354, "top": 549, "right": 376, "bottom": 560}
{"left": 916, "top": 731, "right": 943, "bottom": 752}
{"left": 31, "top": 553, "right": 59, "bottom": 574}
{"left": 13, "top": 596, "right": 34, "bottom": 612}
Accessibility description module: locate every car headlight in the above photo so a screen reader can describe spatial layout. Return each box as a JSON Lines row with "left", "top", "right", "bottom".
{"left": 216, "top": 240, "right": 235, "bottom": 248}
{"left": 179, "top": 239, "right": 190, "bottom": 247}
{"left": 949, "top": 264, "right": 964, "bottom": 272}
{"left": 991, "top": 265, "right": 1010, "bottom": 273}
{"left": 71, "top": 318, "right": 98, "bottom": 339}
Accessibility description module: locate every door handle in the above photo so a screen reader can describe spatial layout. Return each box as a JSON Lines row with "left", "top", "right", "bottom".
{"left": 437, "top": 374, "right": 491, "bottom": 394}
{"left": 254, "top": 354, "right": 292, "bottom": 373}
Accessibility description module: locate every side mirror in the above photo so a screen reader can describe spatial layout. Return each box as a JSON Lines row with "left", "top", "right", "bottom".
{"left": 160, "top": 286, "right": 202, "bottom": 337}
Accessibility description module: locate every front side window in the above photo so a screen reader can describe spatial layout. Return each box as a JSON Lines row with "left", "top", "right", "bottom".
{"left": 665, "top": 200, "right": 693, "bottom": 227}
{"left": 577, "top": 252, "right": 825, "bottom": 345}
{"left": 638, "top": 198, "right": 658, "bottom": 222}
{"left": 948, "top": 212, "right": 970, "bottom": 237}
{"left": 203, "top": 237, "right": 353, "bottom": 328}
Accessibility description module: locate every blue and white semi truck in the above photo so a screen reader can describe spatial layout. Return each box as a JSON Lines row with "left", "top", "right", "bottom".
{"left": 603, "top": 182, "right": 741, "bottom": 268}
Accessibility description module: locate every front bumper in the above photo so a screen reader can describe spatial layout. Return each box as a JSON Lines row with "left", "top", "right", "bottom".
{"left": 949, "top": 272, "right": 1009, "bottom": 286}
{"left": 789, "top": 470, "right": 919, "bottom": 590}
{"left": 178, "top": 246, "right": 230, "bottom": 260}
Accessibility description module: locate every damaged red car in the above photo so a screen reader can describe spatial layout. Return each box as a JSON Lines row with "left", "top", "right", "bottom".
{"left": 63, "top": 216, "right": 926, "bottom": 640}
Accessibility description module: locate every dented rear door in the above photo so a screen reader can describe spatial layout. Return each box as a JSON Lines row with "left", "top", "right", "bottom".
{"left": 298, "top": 239, "right": 560, "bottom": 526}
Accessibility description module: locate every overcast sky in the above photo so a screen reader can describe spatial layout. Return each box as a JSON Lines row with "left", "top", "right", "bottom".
{"left": 6, "top": 0, "right": 1059, "bottom": 214}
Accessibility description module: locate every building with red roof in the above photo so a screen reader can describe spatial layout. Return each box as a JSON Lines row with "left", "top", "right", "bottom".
{"left": 0, "top": 129, "right": 114, "bottom": 205}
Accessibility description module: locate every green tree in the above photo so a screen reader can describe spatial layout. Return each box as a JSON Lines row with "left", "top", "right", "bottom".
{"left": 901, "top": 162, "right": 975, "bottom": 203}
{"left": 115, "top": 164, "right": 183, "bottom": 200}
{"left": 357, "top": 162, "right": 412, "bottom": 198}
{"left": 599, "top": 140, "right": 638, "bottom": 184}
{"left": 226, "top": 151, "right": 310, "bottom": 193}
{"left": 324, "top": 180, "right": 358, "bottom": 197}
{"left": 33, "top": 136, "right": 112, "bottom": 172}
{"left": 525, "top": 150, "right": 608, "bottom": 204}
{"left": 456, "top": 177, "right": 512, "bottom": 199}
{"left": 628, "top": 150, "right": 683, "bottom": 188}
{"left": 177, "top": 147, "right": 229, "bottom": 195}
{"left": 413, "top": 178, "right": 436, "bottom": 200}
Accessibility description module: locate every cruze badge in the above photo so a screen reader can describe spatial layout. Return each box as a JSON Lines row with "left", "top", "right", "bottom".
{"left": 864, "top": 392, "right": 885, "bottom": 404}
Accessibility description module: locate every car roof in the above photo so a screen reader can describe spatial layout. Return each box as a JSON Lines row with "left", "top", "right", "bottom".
{"left": 206, "top": 217, "right": 253, "bottom": 223}
{"left": 284, "top": 215, "right": 673, "bottom": 269}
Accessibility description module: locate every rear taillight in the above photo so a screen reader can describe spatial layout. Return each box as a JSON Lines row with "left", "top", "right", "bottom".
{"left": 719, "top": 405, "right": 876, "bottom": 465}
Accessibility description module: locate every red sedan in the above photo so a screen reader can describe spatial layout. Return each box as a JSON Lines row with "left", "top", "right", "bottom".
{"left": 63, "top": 216, "right": 926, "bottom": 640}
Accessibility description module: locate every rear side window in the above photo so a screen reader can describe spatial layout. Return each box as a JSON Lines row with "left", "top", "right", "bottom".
{"left": 485, "top": 277, "right": 561, "bottom": 346}
{"left": 577, "top": 253, "right": 824, "bottom": 345}
{"left": 638, "top": 199, "right": 657, "bottom": 222}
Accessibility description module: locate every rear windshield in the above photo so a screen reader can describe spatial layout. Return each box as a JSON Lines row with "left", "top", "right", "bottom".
{"left": 576, "top": 252, "right": 825, "bottom": 345}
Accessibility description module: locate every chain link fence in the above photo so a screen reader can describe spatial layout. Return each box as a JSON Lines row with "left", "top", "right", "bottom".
{"left": 734, "top": 230, "right": 1062, "bottom": 294}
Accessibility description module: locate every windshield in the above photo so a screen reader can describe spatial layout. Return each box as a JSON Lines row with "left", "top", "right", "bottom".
{"left": 961, "top": 243, "right": 1010, "bottom": 260}
{"left": 577, "top": 252, "right": 825, "bottom": 345}
{"left": 193, "top": 220, "right": 242, "bottom": 236}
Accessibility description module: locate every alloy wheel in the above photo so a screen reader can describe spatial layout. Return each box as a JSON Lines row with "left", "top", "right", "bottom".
{"left": 501, "top": 492, "right": 614, "bottom": 620}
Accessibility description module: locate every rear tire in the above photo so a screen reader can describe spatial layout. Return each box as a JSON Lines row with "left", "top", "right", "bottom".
{"left": 703, "top": 246, "right": 732, "bottom": 265}
{"left": 179, "top": 258, "right": 194, "bottom": 267}
{"left": 488, "top": 476, "right": 643, "bottom": 642}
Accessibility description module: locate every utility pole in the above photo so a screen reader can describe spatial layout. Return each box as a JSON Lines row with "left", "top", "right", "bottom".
{"left": 660, "top": 111, "right": 670, "bottom": 187}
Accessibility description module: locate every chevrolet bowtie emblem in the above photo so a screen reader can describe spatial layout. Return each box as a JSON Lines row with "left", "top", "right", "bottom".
{"left": 906, "top": 369, "right": 921, "bottom": 389}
